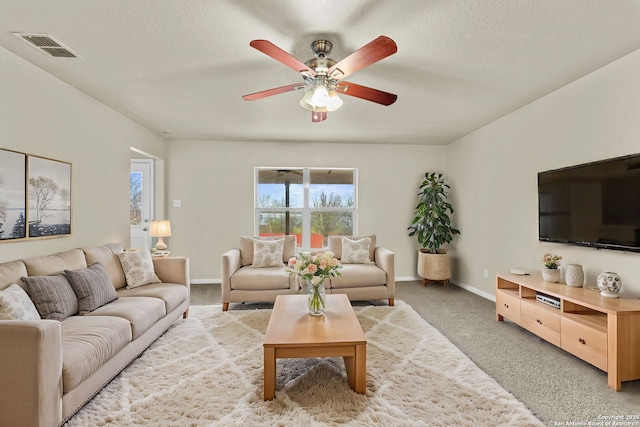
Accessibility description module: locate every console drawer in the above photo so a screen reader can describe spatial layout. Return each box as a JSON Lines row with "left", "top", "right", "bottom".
{"left": 496, "top": 290, "right": 521, "bottom": 325}
{"left": 522, "top": 316, "right": 561, "bottom": 347}
{"left": 561, "top": 316, "right": 607, "bottom": 372}
{"left": 521, "top": 299, "right": 561, "bottom": 332}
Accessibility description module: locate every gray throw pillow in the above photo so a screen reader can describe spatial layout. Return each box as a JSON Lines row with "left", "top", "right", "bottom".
{"left": 22, "top": 273, "right": 79, "bottom": 321}
{"left": 65, "top": 263, "right": 118, "bottom": 315}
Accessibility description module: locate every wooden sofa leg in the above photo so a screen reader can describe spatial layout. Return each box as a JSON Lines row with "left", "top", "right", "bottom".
{"left": 183, "top": 309, "right": 189, "bottom": 319}
{"left": 389, "top": 298, "right": 395, "bottom": 306}
{"left": 222, "top": 303, "right": 229, "bottom": 312}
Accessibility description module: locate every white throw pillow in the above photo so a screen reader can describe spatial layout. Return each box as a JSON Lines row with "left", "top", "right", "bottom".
{"left": 0, "top": 284, "right": 41, "bottom": 321}
{"left": 341, "top": 237, "right": 373, "bottom": 264}
{"left": 252, "top": 238, "right": 285, "bottom": 268}
{"left": 117, "top": 250, "right": 161, "bottom": 289}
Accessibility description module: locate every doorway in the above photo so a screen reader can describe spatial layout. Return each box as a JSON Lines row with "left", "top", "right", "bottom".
{"left": 130, "top": 159, "right": 154, "bottom": 249}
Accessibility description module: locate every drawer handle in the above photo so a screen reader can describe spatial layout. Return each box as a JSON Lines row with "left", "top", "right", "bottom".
{"left": 504, "top": 303, "right": 509, "bottom": 308}
{"left": 536, "top": 319, "right": 542, "bottom": 324}
{"left": 578, "top": 338, "right": 586, "bottom": 345}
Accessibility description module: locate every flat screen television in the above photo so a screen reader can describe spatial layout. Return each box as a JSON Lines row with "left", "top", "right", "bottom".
{"left": 538, "top": 153, "right": 640, "bottom": 252}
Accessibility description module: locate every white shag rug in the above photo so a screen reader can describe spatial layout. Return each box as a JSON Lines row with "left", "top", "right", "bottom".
{"left": 64, "top": 301, "right": 543, "bottom": 427}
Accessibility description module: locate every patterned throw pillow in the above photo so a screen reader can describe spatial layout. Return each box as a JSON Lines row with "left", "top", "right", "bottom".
{"left": 252, "top": 238, "right": 285, "bottom": 268}
{"left": 0, "top": 284, "right": 41, "bottom": 321}
{"left": 117, "top": 250, "right": 161, "bottom": 289}
{"left": 22, "top": 273, "right": 79, "bottom": 321}
{"left": 65, "top": 263, "right": 118, "bottom": 314}
{"left": 341, "top": 237, "right": 373, "bottom": 264}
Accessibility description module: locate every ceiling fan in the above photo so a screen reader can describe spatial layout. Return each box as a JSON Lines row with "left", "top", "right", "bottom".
{"left": 242, "top": 36, "right": 398, "bottom": 122}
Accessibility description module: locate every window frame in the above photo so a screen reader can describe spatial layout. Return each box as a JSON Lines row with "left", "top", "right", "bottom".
{"left": 254, "top": 167, "right": 358, "bottom": 250}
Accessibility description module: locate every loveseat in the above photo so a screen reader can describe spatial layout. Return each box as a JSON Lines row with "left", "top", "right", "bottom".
{"left": 0, "top": 243, "right": 190, "bottom": 427}
{"left": 221, "top": 235, "right": 394, "bottom": 311}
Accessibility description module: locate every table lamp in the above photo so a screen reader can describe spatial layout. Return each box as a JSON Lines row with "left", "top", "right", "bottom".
{"left": 149, "top": 220, "right": 171, "bottom": 251}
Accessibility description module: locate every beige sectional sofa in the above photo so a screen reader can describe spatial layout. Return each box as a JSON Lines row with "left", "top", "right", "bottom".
{"left": 221, "top": 235, "right": 394, "bottom": 311}
{"left": 0, "top": 243, "right": 190, "bottom": 427}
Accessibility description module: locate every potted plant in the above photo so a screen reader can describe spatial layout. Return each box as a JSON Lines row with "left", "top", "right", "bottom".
{"left": 408, "top": 172, "right": 460, "bottom": 284}
{"left": 541, "top": 253, "right": 562, "bottom": 283}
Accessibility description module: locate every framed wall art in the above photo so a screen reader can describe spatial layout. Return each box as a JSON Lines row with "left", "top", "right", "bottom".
{"left": 27, "top": 155, "right": 72, "bottom": 238}
{"left": 0, "top": 149, "right": 27, "bottom": 240}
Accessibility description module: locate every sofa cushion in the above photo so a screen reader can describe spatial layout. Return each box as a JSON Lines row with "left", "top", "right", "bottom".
{"left": 252, "top": 238, "right": 285, "bottom": 267}
{"left": 328, "top": 235, "right": 376, "bottom": 262}
{"left": 87, "top": 296, "right": 165, "bottom": 339}
{"left": 117, "top": 283, "right": 188, "bottom": 314}
{"left": 22, "top": 248, "right": 87, "bottom": 277}
{"left": 62, "top": 315, "right": 132, "bottom": 392}
{"left": 329, "top": 264, "right": 386, "bottom": 289}
{"left": 240, "top": 235, "right": 296, "bottom": 267}
{"left": 0, "top": 284, "right": 41, "bottom": 321}
{"left": 0, "top": 260, "right": 28, "bottom": 290}
{"left": 231, "top": 266, "right": 292, "bottom": 290}
{"left": 117, "top": 250, "right": 161, "bottom": 289}
{"left": 341, "top": 237, "right": 374, "bottom": 264}
{"left": 65, "top": 263, "right": 118, "bottom": 315}
{"left": 82, "top": 243, "right": 127, "bottom": 289}
{"left": 22, "top": 273, "right": 78, "bottom": 321}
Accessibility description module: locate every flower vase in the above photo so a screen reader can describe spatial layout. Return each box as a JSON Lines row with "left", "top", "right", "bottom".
{"left": 306, "top": 279, "right": 326, "bottom": 316}
{"left": 541, "top": 267, "right": 561, "bottom": 283}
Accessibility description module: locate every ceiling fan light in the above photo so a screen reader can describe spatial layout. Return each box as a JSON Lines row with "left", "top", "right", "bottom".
{"left": 326, "top": 91, "right": 343, "bottom": 111}
{"left": 299, "top": 90, "right": 316, "bottom": 111}
{"left": 311, "top": 85, "right": 330, "bottom": 107}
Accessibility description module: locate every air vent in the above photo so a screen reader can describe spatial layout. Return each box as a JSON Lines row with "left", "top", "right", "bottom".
{"left": 14, "top": 33, "right": 79, "bottom": 58}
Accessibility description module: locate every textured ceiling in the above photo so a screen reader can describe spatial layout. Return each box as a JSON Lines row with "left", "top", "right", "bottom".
{"left": 2, "top": 0, "right": 640, "bottom": 145}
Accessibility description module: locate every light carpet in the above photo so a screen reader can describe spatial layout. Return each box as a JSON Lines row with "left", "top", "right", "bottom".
{"left": 64, "top": 301, "right": 544, "bottom": 426}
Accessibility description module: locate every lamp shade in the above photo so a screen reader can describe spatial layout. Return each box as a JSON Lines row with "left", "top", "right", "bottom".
{"left": 149, "top": 220, "right": 171, "bottom": 238}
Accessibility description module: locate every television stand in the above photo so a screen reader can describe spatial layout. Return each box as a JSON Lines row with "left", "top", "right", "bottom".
{"left": 496, "top": 272, "right": 640, "bottom": 391}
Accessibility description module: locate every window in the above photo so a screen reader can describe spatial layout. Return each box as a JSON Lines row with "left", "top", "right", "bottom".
{"left": 256, "top": 168, "right": 357, "bottom": 249}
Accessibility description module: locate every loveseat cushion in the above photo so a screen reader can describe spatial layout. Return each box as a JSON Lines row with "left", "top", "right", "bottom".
{"left": 87, "top": 296, "right": 165, "bottom": 339}
{"left": 329, "top": 264, "right": 386, "bottom": 289}
{"left": 65, "top": 263, "right": 118, "bottom": 314}
{"left": 240, "top": 235, "right": 296, "bottom": 267}
{"left": 22, "top": 248, "right": 87, "bottom": 277}
{"left": 82, "top": 243, "right": 126, "bottom": 289}
{"left": 62, "top": 315, "right": 132, "bottom": 392}
{"left": 231, "top": 266, "right": 293, "bottom": 290}
{"left": 117, "top": 283, "right": 188, "bottom": 314}
{"left": 328, "top": 235, "right": 376, "bottom": 262}
{"left": 22, "top": 273, "right": 79, "bottom": 321}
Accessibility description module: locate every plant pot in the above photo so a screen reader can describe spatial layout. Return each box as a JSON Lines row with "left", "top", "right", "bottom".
{"left": 417, "top": 249, "right": 451, "bottom": 281}
{"left": 541, "top": 267, "right": 561, "bottom": 283}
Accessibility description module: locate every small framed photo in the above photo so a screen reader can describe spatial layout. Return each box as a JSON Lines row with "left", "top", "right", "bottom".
{"left": 0, "top": 149, "right": 27, "bottom": 240}
{"left": 27, "top": 155, "right": 72, "bottom": 238}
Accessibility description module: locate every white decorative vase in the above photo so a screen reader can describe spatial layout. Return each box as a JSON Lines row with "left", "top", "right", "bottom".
{"left": 597, "top": 272, "right": 622, "bottom": 298}
{"left": 541, "top": 267, "right": 561, "bottom": 283}
{"left": 564, "top": 264, "right": 584, "bottom": 288}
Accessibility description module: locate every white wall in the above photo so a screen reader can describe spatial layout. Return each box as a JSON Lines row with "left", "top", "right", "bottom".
{"left": 166, "top": 140, "right": 445, "bottom": 281}
{"left": 447, "top": 48, "right": 640, "bottom": 298}
{"left": 0, "top": 46, "right": 166, "bottom": 262}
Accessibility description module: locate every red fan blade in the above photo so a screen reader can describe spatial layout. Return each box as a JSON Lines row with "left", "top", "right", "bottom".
{"left": 328, "top": 36, "right": 397, "bottom": 80}
{"left": 242, "top": 84, "right": 304, "bottom": 101}
{"left": 312, "top": 111, "right": 327, "bottom": 122}
{"left": 335, "top": 81, "right": 397, "bottom": 106}
{"left": 250, "top": 40, "right": 317, "bottom": 76}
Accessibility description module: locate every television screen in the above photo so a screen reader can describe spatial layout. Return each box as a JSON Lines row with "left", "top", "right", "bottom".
{"left": 538, "top": 153, "right": 640, "bottom": 252}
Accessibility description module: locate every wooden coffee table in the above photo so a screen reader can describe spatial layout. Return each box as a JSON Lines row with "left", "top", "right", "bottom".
{"left": 263, "top": 294, "right": 367, "bottom": 400}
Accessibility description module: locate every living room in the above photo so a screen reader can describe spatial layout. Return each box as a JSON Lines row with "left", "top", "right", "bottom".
{"left": 2, "top": 2, "right": 640, "bottom": 426}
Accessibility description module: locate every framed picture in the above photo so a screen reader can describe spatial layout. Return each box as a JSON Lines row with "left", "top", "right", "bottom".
{"left": 0, "top": 149, "right": 27, "bottom": 240}
{"left": 27, "top": 155, "right": 72, "bottom": 238}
